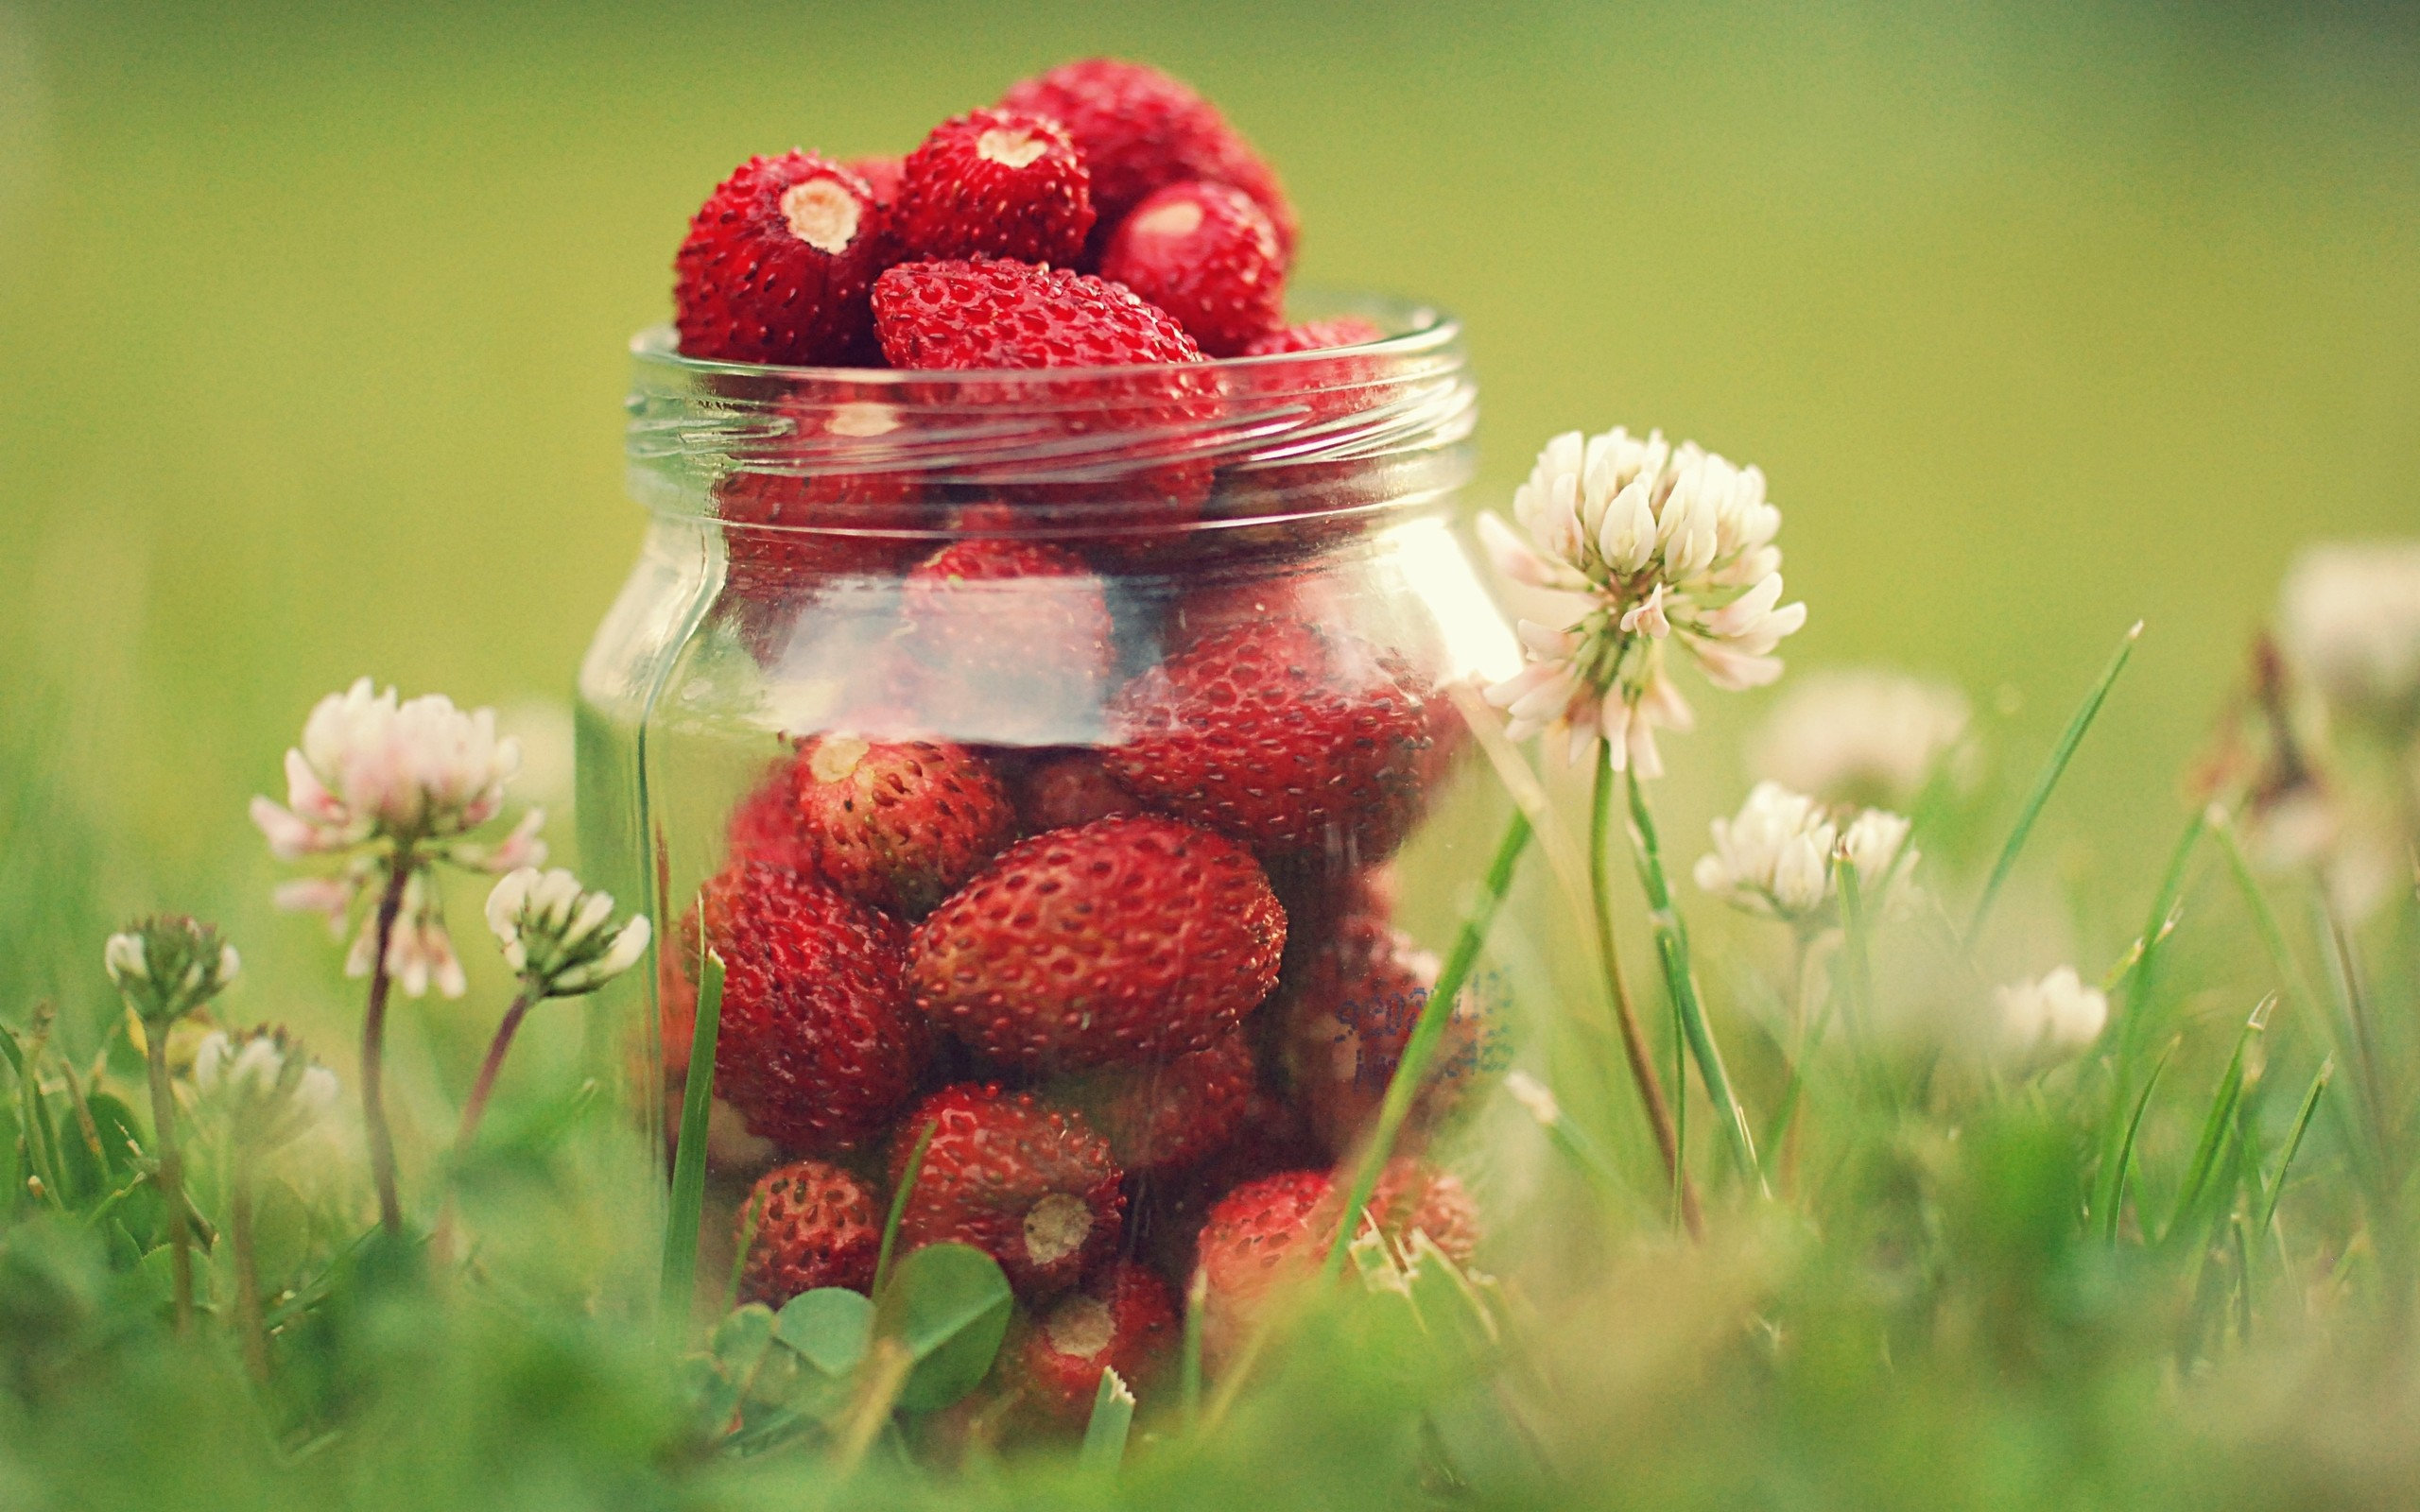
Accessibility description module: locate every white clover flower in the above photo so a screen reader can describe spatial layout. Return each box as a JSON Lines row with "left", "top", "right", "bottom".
{"left": 1479, "top": 428, "right": 1806, "bottom": 773}
{"left": 1751, "top": 669, "right": 1970, "bottom": 809}
{"left": 2279, "top": 542, "right": 2420, "bottom": 727}
{"left": 1994, "top": 967, "right": 2108, "bottom": 1063}
{"left": 193, "top": 1025, "right": 340, "bottom": 1151}
{"left": 1693, "top": 782, "right": 1916, "bottom": 930}
{"left": 104, "top": 917, "right": 240, "bottom": 1024}
{"left": 252, "top": 679, "right": 548, "bottom": 999}
{"left": 485, "top": 868, "right": 652, "bottom": 999}
{"left": 251, "top": 679, "right": 531, "bottom": 856}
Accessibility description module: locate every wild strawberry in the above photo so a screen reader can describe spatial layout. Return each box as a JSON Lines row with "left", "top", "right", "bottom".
{"left": 1126, "top": 1085, "right": 1322, "bottom": 1286}
{"left": 871, "top": 258, "right": 1219, "bottom": 526}
{"left": 901, "top": 535, "right": 1115, "bottom": 742}
{"left": 730, "top": 735, "right": 1014, "bottom": 919}
{"left": 1010, "top": 1263, "right": 1178, "bottom": 1424}
{"left": 1366, "top": 1158, "right": 1479, "bottom": 1267}
{"left": 1278, "top": 914, "right": 1490, "bottom": 1157}
{"left": 845, "top": 155, "right": 905, "bottom": 213}
{"left": 735, "top": 1158, "right": 883, "bottom": 1306}
{"left": 1054, "top": 1030, "right": 1255, "bottom": 1173}
{"left": 999, "top": 59, "right": 1297, "bottom": 265}
{"left": 694, "top": 861, "right": 925, "bottom": 1151}
{"left": 1105, "top": 619, "right": 1435, "bottom": 860}
{"left": 1161, "top": 574, "right": 1341, "bottom": 656}
{"left": 895, "top": 109, "right": 1095, "bottom": 266}
{"left": 1007, "top": 750, "right": 1139, "bottom": 833}
{"left": 1098, "top": 181, "right": 1284, "bottom": 357}
{"left": 674, "top": 152, "right": 892, "bottom": 366}
{"left": 874, "top": 257, "right": 1202, "bottom": 372}
{"left": 891, "top": 1083, "right": 1123, "bottom": 1297}
{"left": 1239, "top": 318, "right": 1385, "bottom": 356}
{"left": 1190, "top": 1168, "right": 1332, "bottom": 1367}
{"left": 908, "top": 816, "right": 1287, "bottom": 1071}
{"left": 1192, "top": 1159, "right": 1478, "bottom": 1366}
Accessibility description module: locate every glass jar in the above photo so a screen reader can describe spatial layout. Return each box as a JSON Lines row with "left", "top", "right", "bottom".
{"left": 578, "top": 297, "right": 1537, "bottom": 1424}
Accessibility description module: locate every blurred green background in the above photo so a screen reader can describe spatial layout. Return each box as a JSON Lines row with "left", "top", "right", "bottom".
{"left": 2, "top": 0, "right": 2415, "bottom": 1005}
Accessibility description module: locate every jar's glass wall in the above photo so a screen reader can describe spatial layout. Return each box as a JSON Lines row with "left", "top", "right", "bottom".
{"left": 576, "top": 301, "right": 1544, "bottom": 1430}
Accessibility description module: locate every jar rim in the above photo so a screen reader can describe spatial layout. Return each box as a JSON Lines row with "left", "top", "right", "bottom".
{"left": 625, "top": 289, "right": 1476, "bottom": 534}
{"left": 627, "top": 289, "right": 1461, "bottom": 385}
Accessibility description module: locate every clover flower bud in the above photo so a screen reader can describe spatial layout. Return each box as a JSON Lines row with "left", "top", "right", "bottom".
{"left": 1993, "top": 967, "right": 2108, "bottom": 1064}
{"left": 2278, "top": 541, "right": 2420, "bottom": 731}
{"left": 104, "top": 916, "right": 239, "bottom": 1025}
{"left": 1693, "top": 783, "right": 1917, "bottom": 931}
{"left": 193, "top": 1024, "right": 339, "bottom": 1151}
{"left": 1751, "top": 669, "right": 1970, "bottom": 809}
{"left": 485, "top": 867, "right": 652, "bottom": 999}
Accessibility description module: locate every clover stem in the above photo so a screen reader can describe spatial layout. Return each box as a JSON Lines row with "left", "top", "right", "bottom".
{"left": 1590, "top": 743, "right": 1700, "bottom": 1237}
{"left": 142, "top": 1029, "right": 195, "bottom": 1332}
{"left": 455, "top": 989, "right": 536, "bottom": 1156}
{"left": 231, "top": 1143, "right": 271, "bottom": 1383}
{"left": 360, "top": 853, "right": 413, "bottom": 1237}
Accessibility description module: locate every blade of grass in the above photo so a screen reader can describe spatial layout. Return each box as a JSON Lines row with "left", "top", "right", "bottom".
{"left": 873, "top": 1119, "right": 937, "bottom": 1297}
{"left": 1965, "top": 621, "right": 2142, "bottom": 948}
{"left": 1079, "top": 1366, "right": 1135, "bottom": 1474}
{"left": 1626, "top": 771, "right": 1762, "bottom": 1191}
{"left": 2102, "top": 1036, "right": 2180, "bottom": 1244}
{"left": 1180, "top": 1267, "right": 1206, "bottom": 1432}
{"left": 2090, "top": 806, "right": 2209, "bottom": 1223}
{"left": 661, "top": 945, "right": 725, "bottom": 1342}
{"left": 723, "top": 1188, "right": 767, "bottom": 1314}
{"left": 1322, "top": 811, "right": 1533, "bottom": 1280}
{"left": 2165, "top": 995, "right": 2274, "bottom": 1247}
{"left": 1505, "top": 1071, "right": 1634, "bottom": 1212}
{"left": 2256, "top": 1059, "right": 2331, "bottom": 1235}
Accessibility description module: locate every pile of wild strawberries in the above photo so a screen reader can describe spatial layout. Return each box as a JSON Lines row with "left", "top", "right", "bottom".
{"left": 665, "top": 60, "right": 1488, "bottom": 1430}
{"left": 672, "top": 56, "right": 1376, "bottom": 371}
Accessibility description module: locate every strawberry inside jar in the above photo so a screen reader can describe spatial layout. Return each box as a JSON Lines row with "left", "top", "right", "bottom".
{"left": 587, "top": 56, "right": 1524, "bottom": 1444}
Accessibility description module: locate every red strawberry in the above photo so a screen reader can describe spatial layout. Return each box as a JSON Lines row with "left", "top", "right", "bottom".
{"left": 845, "top": 155, "right": 905, "bottom": 213}
{"left": 1011, "top": 1263, "right": 1178, "bottom": 1424}
{"left": 1054, "top": 1030, "right": 1255, "bottom": 1173}
{"left": 1106, "top": 619, "right": 1436, "bottom": 860}
{"left": 891, "top": 1083, "right": 1124, "bottom": 1297}
{"left": 1366, "top": 1158, "right": 1479, "bottom": 1267}
{"left": 1098, "top": 181, "right": 1285, "bottom": 357}
{"left": 1000, "top": 59, "right": 1297, "bottom": 265}
{"left": 871, "top": 258, "right": 1219, "bottom": 528}
{"left": 908, "top": 816, "right": 1288, "bottom": 1071}
{"left": 874, "top": 257, "right": 1204, "bottom": 372}
{"left": 695, "top": 861, "right": 925, "bottom": 1150}
{"left": 732, "top": 735, "right": 1014, "bottom": 919}
{"left": 1240, "top": 318, "right": 1385, "bottom": 356}
{"left": 1192, "top": 1159, "right": 1478, "bottom": 1367}
{"left": 674, "top": 152, "right": 892, "bottom": 366}
{"left": 1008, "top": 750, "right": 1140, "bottom": 833}
{"left": 735, "top": 1158, "right": 883, "bottom": 1306}
{"left": 1279, "top": 914, "right": 1490, "bottom": 1157}
{"left": 895, "top": 109, "right": 1095, "bottom": 266}
{"left": 1191, "top": 1168, "right": 1332, "bottom": 1367}
{"left": 1162, "top": 574, "right": 1342, "bottom": 657}
{"left": 901, "top": 535, "right": 1115, "bottom": 741}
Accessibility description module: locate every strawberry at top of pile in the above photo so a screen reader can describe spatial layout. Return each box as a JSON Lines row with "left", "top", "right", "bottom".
{"left": 672, "top": 58, "right": 1344, "bottom": 370}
